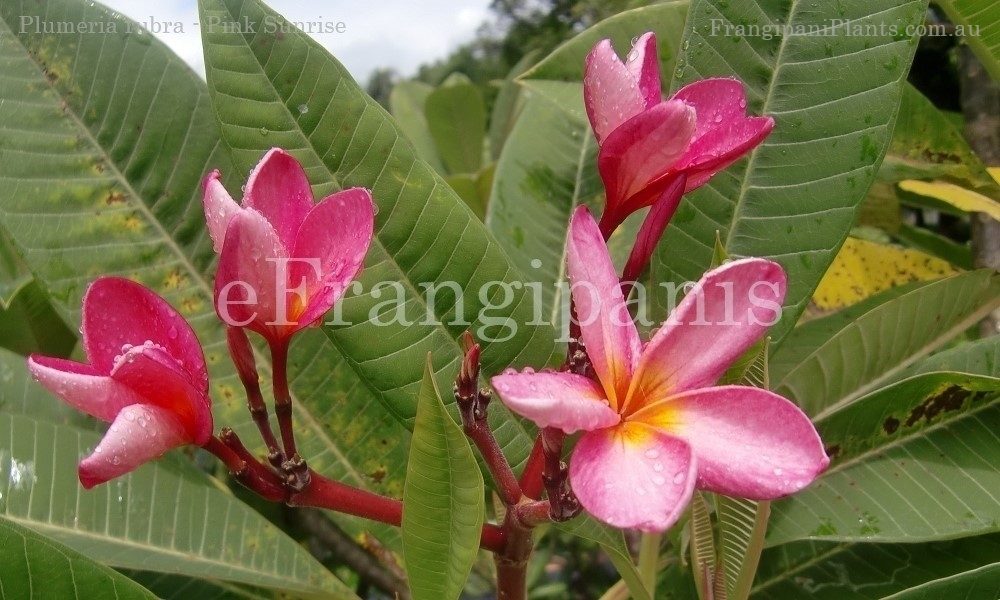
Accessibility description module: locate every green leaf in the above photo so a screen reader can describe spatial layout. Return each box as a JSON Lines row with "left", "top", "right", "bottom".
{"left": 520, "top": 1, "right": 689, "bottom": 83}
{"left": 554, "top": 516, "right": 651, "bottom": 600}
{"left": 712, "top": 340, "right": 770, "bottom": 600}
{"left": 0, "top": 278, "right": 76, "bottom": 357}
{"left": 894, "top": 223, "right": 973, "bottom": 270}
{"left": 689, "top": 493, "right": 717, "bottom": 600}
{"left": 651, "top": 0, "right": 929, "bottom": 342}
{"left": 879, "top": 84, "right": 1000, "bottom": 196}
{"left": 0, "top": 348, "right": 355, "bottom": 597}
{"left": 198, "top": 0, "right": 557, "bottom": 467}
{"left": 902, "top": 336, "right": 1000, "bottom": 379}
{"left": 936, "top": 0, "right": 1000, "bottom": 81}
{"left": 0, "top": 515, "right": 156, "bottom": 599}
{"left": 389, "top": 81, "right": 446, "bottom": 173}
{"left": 752, "top": 534, "right": 1000, "bottom": 599}
{"left": 767, "top": 371, "right": 1000, "bottom": 546}
{"left": 0, "top": 0, "right": 412, "bottom": 547}
{"left": 880, "top": 563, "right": 1000, "bottom": 599}
{"left": 124, "top": 571, "right": 277, "bottom": 600}
{"left": 488, "top": 50, "right": 539, "bottom": 160}
{"left": 714, "top": 496, "right": 769, "bottom": 600}
{"left": 0, "top": 226, "right": 30, "bottom": 301}
{"left": 771, "top": 270, "right": 1000, "bottom": 419}
{"left": 425, "top": 74, "right": 487, "bottom": 174}
{"left": 402, "top": 356, "right": 484, "bottom": 600}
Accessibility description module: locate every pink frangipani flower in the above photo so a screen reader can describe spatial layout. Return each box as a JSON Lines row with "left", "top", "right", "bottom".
{"left": 28, "top": 278, "right": 212, "bottom": 489}
{"left": 492, "top": 208, "right": 828, "bottom": 532}
{"left": 204, "top": 148, "right": 374, "bottom": 345}
{"left": 585, "top": 32, "right": 775, "bottom": 234}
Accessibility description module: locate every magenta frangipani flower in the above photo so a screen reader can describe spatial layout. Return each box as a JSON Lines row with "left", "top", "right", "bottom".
{"left": 28, "top": 278, "right": 213, "bottom": 489}
{"left": 203, "top": 148, "right": 374, "bottom": 345}
{"left": 585, "top": 32, "right": 775, "bottom": 234}
{"left": 492, "top": 207, "right": 828, "bottom": 531}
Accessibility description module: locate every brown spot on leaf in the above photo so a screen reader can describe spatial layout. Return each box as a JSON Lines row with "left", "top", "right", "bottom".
{"left": 368, "top": 466, "right": 387, "bottom": 484}
{"left": 883, "top": 416, "right": 900, "bottom": 435}
{"left": 906, "top": 385, "right": 969, "bottom": 426}
{"left": 825, "top": 444, "right": 841, "bottom": 460}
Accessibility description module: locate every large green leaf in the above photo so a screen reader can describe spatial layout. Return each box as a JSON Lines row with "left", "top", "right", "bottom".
{"left": 0, "top": 348, "right": 354, "bottom": 596}
{"left": 123, "top": 572, "right": 274, "bottom": 600}
{"left": 487, "top": 50, "right": 539, "bottom": 161}
{"left": 389, "top": 81, "right": 445, "bottom": 173}
{"left": 767, "top": 370, "right": 1000, "bottom": 546}
{"left": 881, "top": 563, "right": 1000, "bottom": 599}
{"left": 651, "top": 0, "right": 929, "bottom": 342}
{"left": 0, "top": 0, "right": 410, "bottom": 546}
{"left": 879, "top": 84, "right": 1000, "bottom": 196}
{"left": 198, "top": 0, "right": 557, "bottom": 468}
{"left": 936, "top": 0, "right": 1000, "bottom": 81}
{"left": 425, "top": 74, "right": 486, "bottom": 175}
{"left": 771, "top": 270, "right": 1000, "bottom": 419}
{"left": 0, "top": 515, "right": 156, "bottom": 599}
{"left": 0, "top": 278, "right": 76, "bottom": 357}
{"left": 902, "top": 336, "right": 1000, "bottom": 378}
{"left": 402, "top": 358, "right": 484, "bottom": 600}
{"left": 752, "top": 534, "right": 1000, "bottom": 599}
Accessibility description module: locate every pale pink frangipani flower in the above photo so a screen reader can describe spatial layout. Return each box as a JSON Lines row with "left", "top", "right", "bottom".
{"left": 28, "top": 278, "right": 213, "bottom": 489}
{"left": 492, "top": 207, "right": 828, "bottom": 532}
{"left": 203, "top": 148, "right": 375, "bottom": 345}
{"left": 585, "top": 32, "right": 775, "bottom": 235}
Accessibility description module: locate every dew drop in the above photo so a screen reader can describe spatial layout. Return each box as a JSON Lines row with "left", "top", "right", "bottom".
{"left": 643, "top": 449, "right": 659, "bottom": 459}
{"left": 652, "top": 462, "right": 664, "bottom": 472}
{"left": 652, "top": 475, "right": 666, "bottom": 486}
{"left": 297, "top": 104, "right": 309, "bottom": 115}
{"left": 773, "top": 467, "right": 783, "bottom": 476}
{"left": 673, "top": 471, "right": 685, "bottom": 484}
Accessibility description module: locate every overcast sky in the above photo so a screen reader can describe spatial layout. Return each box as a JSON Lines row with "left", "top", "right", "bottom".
{"left": 101, "top": 0, "right": 492, "bottom": 82}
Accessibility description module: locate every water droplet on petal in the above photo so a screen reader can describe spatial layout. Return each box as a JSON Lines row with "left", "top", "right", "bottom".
{"left": 644, "top": 449, "right": 659, "bottom": 459}
{"left": 673, "top": 471, "right": 685, "bottom": 485}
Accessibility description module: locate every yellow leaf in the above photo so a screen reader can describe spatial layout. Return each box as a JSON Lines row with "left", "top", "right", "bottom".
{"left": 898, "top": 179, "right": 1000, "bottom": 220}
{"left": 989, "top": 167, "right": 1000, "bottom": 185}
{"left": 813, "top": 238, "right": 960, "bottom": 310}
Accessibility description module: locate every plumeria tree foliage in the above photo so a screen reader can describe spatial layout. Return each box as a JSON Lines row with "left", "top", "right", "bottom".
{"left": 1, "top": 0, "right": 999, "bottom": 598}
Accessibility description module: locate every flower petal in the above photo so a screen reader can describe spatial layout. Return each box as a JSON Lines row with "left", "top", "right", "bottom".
{"left": 77, "top": 403, "right": 190, "bottom": 489}
{"left": 491, "top": 371, "right": 620, "bottom": 433}
{"left": 291, "top": 187, "right": 375, "bottom": 327}
{"left": 202, "top": 169, "right": 242, "bottom": 253}
{"left": 570, "top": 422, "right": 696, "bottom": 532}
{"left": 243, "top": 148, "right": 315, "bottom": 249}
{"left": 597, "top": 100, "right": 696, "bottom": 225}
{"left": 670, "top": 79, "right": 774, "bottom": 190}
{"left": 628, "top": 258, "right": 786, "bottom": 407}
{"left": 584, "top": 39, "right": 649, "bottom": 144}
{"left": 81, "top": 277, "right": 208, "bottom": 386}
{"left": 110, "top": 344, "right": 213, "bottom": 444}
{"left": 633, "top": 386, "right": 830, "bottom": 499}
{"left": 27, "top": 355, "right": 143, "bottom": 422}
{"left": 625, "top": 32, "right": 661, "bottom": 109}
{"left": 671, "top": 78, "right": 748, "bottom": 140}
{"left": 678, "top": 116, "right": 774, "bottom": 190}
{"left": 213, "top": 209, "right": 287, "bottom": 336}
{"left": 567, "top": 207, "right": 642, "bottom": 409}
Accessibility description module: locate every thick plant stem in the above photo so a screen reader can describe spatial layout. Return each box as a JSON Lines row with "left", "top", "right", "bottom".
{"left": 494, "top": 512, "right": 534, "bottom": 600}
{"left": 226, "top": 326, "right": 282, "bottom": 465}
{"left": 455, "top": 332, "right": 523, "bottom": 505}
{"left": 638, "top": 532, "right": 662, "bottom": 599}
{"left": 267, "top": 338, "right": 299, "bottom": 461}
{"left": 204, "top": 432, "right": 508, "bottom": 553}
